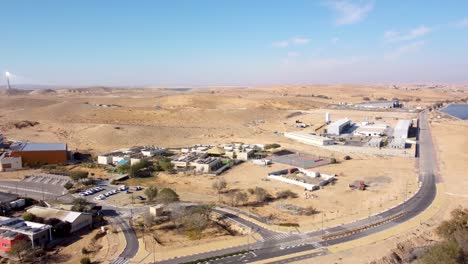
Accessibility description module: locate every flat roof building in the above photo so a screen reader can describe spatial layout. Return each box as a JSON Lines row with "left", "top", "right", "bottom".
{"left": 9, "top": 142, "right": 68, "bottom": 166}
{"left": 0, "top": 217, "right": 52, "bottom": 250}
{"left": 393, "top": 120, "right": 412, "bottom": 139}
{"left": 327, "top": 119, "right": 351, "bottom": 135}
{"left": 284, "top": 132, "right": 334, "bottom": 146}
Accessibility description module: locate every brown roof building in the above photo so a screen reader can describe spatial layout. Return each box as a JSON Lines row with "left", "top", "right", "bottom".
{"left": 9, "top": 142, "right": 68, "bottom": 166}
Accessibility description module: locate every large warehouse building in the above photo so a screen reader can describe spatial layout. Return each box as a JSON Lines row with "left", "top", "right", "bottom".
{"left": 327, "top": 119, "right": 351, "bottom": 135}
{"left": 9, "top": 142, "right": 68, "bottom": 166}
{"left": 284, "top": 132, "right": 334, "bottom": 146}
{"left": 393, "top": 120, "right": 412, "bottom": 139}
{"left": 354, "top": 100, "right": 401, "bottom": 109}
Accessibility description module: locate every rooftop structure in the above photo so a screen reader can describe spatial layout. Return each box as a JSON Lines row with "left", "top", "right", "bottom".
{"left": 284, "top": 132, "right": 334, "bottom": 146}
{"left": 26, "top": 206, "right": 92, "bottom": 233}
{"left": 327, "top": 118, "right": 351, "bottom": 135}
{"left": 393, "top": 120, "right": 412, "bottom": 139}
{"left": 354, "top": 100, "right": 401, "bottom": 109}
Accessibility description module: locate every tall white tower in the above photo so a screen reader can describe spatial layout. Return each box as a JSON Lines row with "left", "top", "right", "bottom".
{"left": 325, "top": 112, "right": 331, "bottom": 124}
{"left": 5, "top": 71, "right": 11, "bottom": 90}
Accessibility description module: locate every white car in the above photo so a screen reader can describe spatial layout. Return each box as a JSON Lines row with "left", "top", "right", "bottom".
{"left": 94, "top": 194, "right": 106, "bottom": 200}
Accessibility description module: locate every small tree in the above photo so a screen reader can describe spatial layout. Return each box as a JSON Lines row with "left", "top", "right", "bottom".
{"left": 158, "top": 188, "right": 180, "bottom": 204}
{"left": 64, "top": 182, "right": 73, "bottom": 189}
{"left": 72, "top": 198, "right": 89, "bottom": 212}
{"left": 80, "top": 257, "right": 91, "bottom": 264}
{"left": 144, "top": 186, "right": 158, "bottom": 203}
{"left": 253, "top": 187, "right": 271, "bottom": 203}
{"left": 70, "top": 170, "right": 89, "bottom": 181}
{"left": 23, "top": 213, "right": 36, "bottom": 222}
{"left": 234, "top": 191, "right": 248, "bottom": 206}
{"left": 276, "top": 190, "right": 298, "bottom": 199}
{"left": 212, "top": 178, "right": 227, "bottom": 194}
{"left": 8, "top": 239, "right": 31, "bottom": 262}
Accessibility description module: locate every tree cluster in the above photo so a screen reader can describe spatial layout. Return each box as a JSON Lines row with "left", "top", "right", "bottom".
{"left": 421, "top": 208, "right": 468, "bottom": 264}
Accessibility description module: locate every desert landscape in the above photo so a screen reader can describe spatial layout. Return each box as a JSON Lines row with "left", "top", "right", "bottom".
{"left": 1, "top": 84, "right": 467, "bottom": 263}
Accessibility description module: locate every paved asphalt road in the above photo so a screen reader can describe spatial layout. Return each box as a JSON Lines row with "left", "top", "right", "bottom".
{"left": 158, "top": 110, "right": 439, "bottom": 264}
{"left": 105, "top": 208, "right": 140, "bottom": 264}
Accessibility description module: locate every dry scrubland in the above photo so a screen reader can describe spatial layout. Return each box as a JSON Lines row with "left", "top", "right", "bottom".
{"left": 0, "top": 85, "right": 462, "bottom": 153}
{"left": 1, "top": 85, "right": 467, "bottom": 262}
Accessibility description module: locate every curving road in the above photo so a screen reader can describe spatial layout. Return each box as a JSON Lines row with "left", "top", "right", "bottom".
{"left": 157, "top": 110, "right": 439, "bottom": 264}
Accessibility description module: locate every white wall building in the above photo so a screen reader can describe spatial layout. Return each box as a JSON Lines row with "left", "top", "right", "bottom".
{"left": 327, "top": 119, "right": 351, "bottom": 135}
{"left": 394, "top": 120, "right": 412, "bottom": 139}
{"left": 0, "top": 153, "right": 22, "bottom": 172}
{"left": 284, "top": 132, "right": 334, "bottom": 146}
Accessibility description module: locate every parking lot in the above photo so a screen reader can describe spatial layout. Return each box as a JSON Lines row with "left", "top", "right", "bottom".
{"left": 22, "top": 173, "right": 70, "bottom": 186}
{"left": 79, "top": 185, "right": 147, "bottom": 207}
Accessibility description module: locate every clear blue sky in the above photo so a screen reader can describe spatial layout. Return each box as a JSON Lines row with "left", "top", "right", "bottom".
{"left": 1, "top": 0, "right": 468, "bottom": 86}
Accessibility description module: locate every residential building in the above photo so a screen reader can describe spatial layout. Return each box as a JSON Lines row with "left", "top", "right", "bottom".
{"left": 26, "top": 206, "right": 92, "bottom": 233}
{"left": 284, "top": 132, "right": 334, "bottom": 146}
{"left": 97, "top": 146, "right": 165, "bottom": 166}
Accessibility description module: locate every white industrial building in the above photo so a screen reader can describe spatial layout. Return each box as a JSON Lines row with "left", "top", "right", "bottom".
{"left": 354, "top": 123, "right": 389, "bottom": 137}
{"left": 393, "top": 120, "right": 412, "bottom": 139}
{"left": 354, "top": 100, "right": 401, "bottom": 109}
{"left": 284, "top": 132, "right": 334, "bottom": 146}
{"left": 0, "top": 153, "right": 22, "bottom": 172}
{"left": 388, "top": 138, "right": 407, "bottom": 149}
{"left": 366, "top": 137, "right": 384, "bottom": 148}
{"left": 327, "top": 119, "right": 351, "bottom": 135}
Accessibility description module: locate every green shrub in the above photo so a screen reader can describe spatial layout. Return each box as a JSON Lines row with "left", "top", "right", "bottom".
{"left": 80, "top": 257, "right": 91, "bottom": 264}
{"left": 64, "top": 182, "right": 73, "bottom": 189}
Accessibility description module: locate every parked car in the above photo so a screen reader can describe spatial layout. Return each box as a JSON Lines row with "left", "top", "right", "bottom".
{"left": 135, "top": 196, "right": 146, "bottom": 201}
{"left": 134, "top": 186, "right": 143, "bottom": 191}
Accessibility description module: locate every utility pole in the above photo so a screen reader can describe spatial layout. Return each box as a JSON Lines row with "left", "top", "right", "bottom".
{"left": 321, "top": 212, "right": 324, "bottom": 236}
